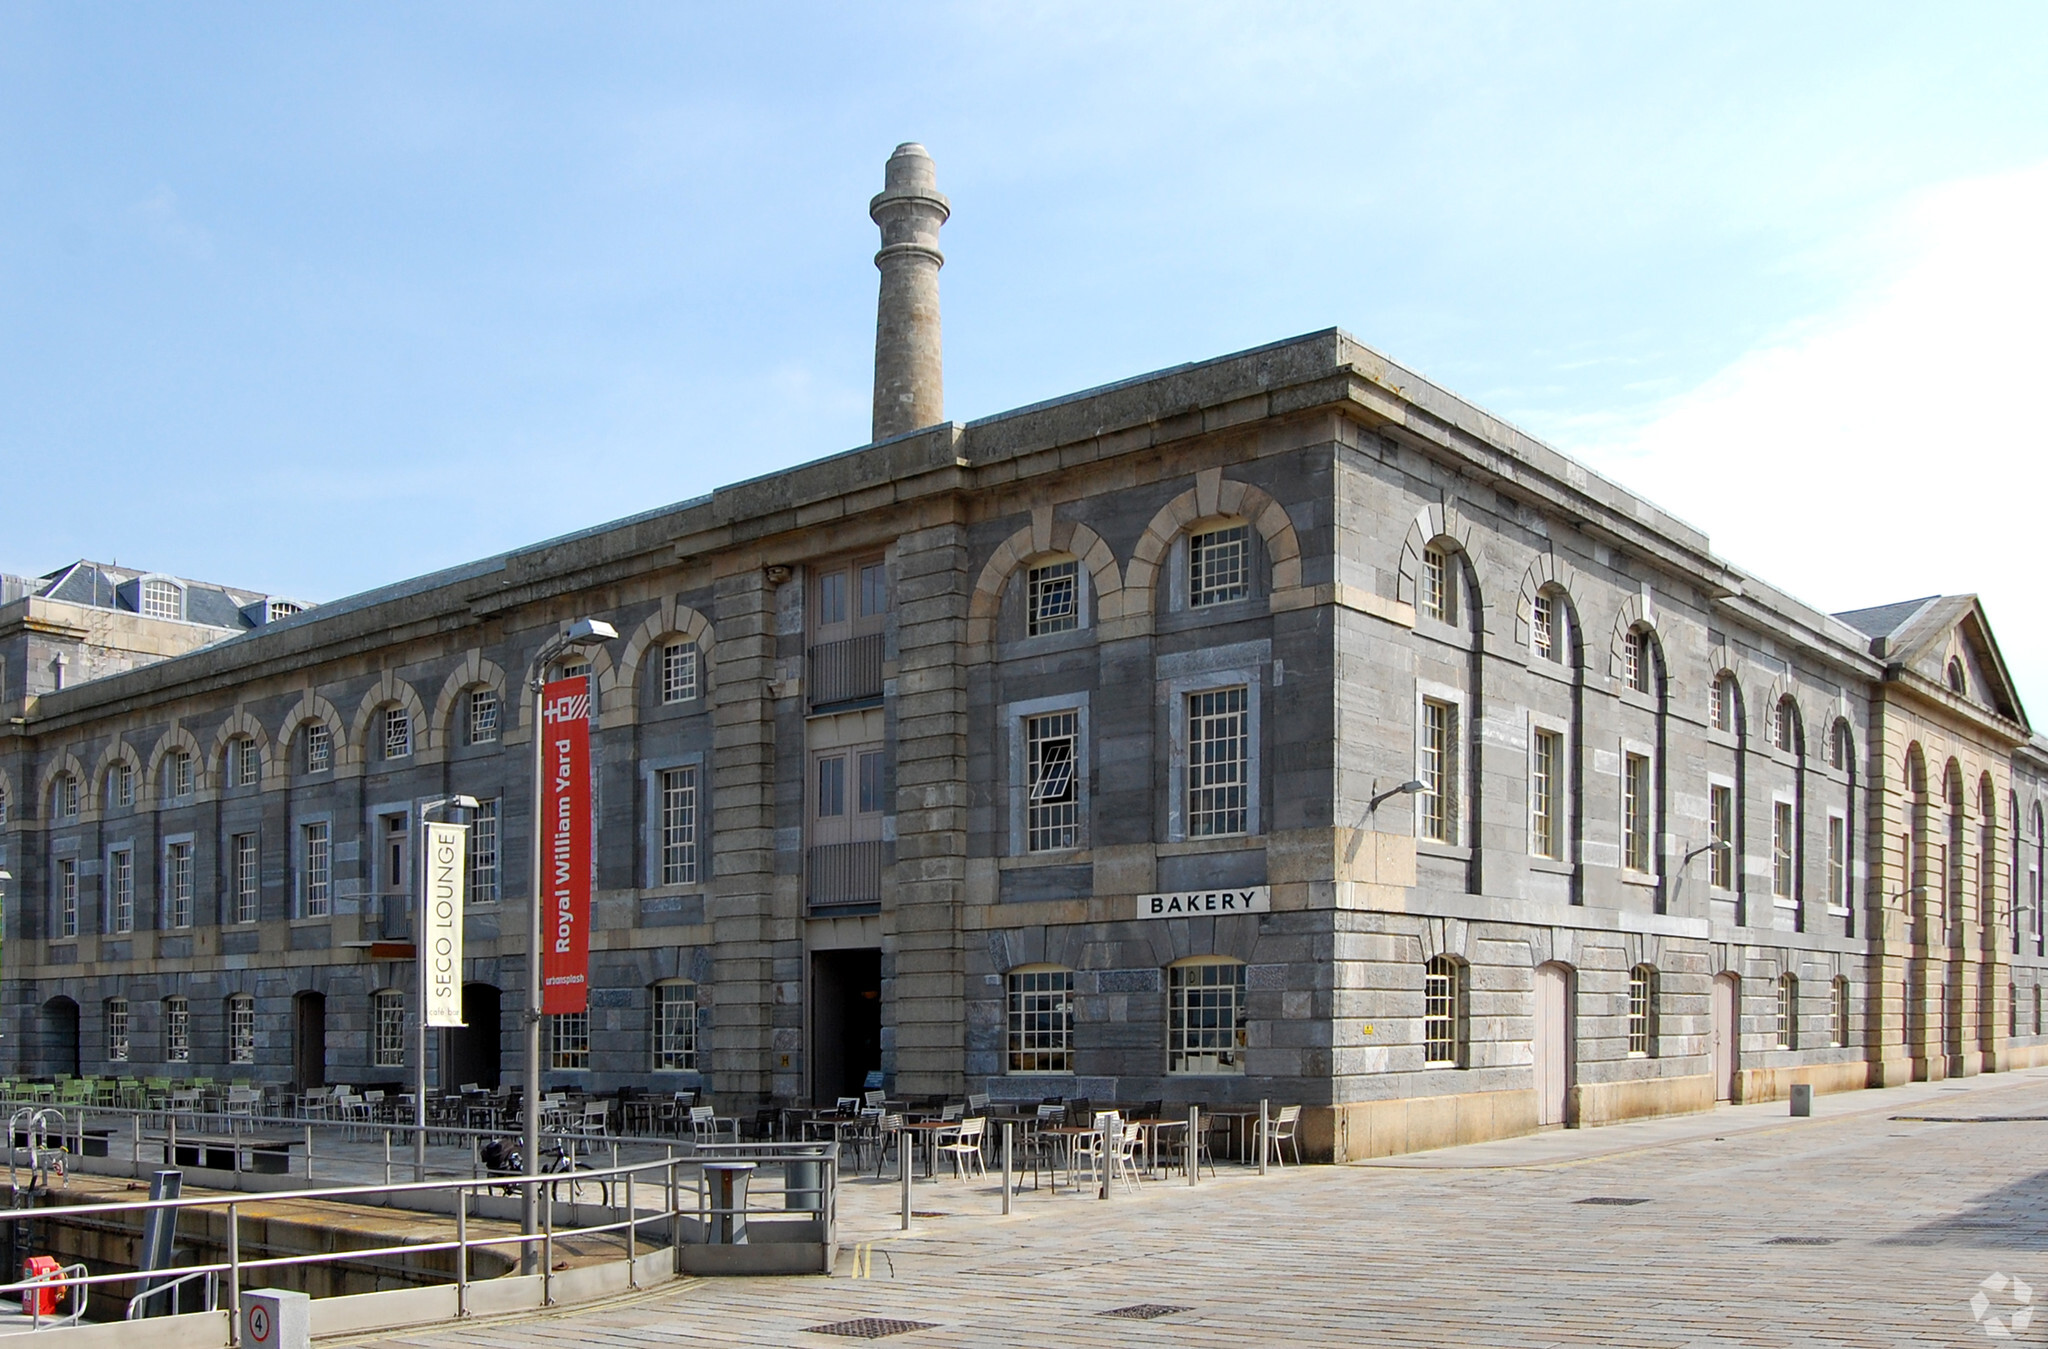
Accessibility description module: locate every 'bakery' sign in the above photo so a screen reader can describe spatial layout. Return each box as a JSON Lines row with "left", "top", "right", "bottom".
{"left": 1136, "top": 886, "right": 1271, "bottom": 919}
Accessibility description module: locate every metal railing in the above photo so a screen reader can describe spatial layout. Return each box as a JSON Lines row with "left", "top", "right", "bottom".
{"left": 0, "top": 1142, "right": 838, "bottom": 1341}
{"left": 806, "top": 840, "right": 885, "bottom": 909}
{"left": 807, "top": 633, "right": 884, "bottom": 709}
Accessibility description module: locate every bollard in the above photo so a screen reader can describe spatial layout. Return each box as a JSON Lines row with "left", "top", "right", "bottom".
{"left": 626, "top": 1170, "right": 637, "bottom": 1286}
{"left": 1790, "top": 1083, "right": 1813, "bottom": 1117}
{"left": 1001, "top": 1121, "right": 1013, "bottom": 1215}
{"left": 900, "top": 1130, "right": 912, "bottom": 1231}
{"left": 1187, "top": 1105, "right": 1198, "bottom": 1187}
{"left": 240, "top": 1288, "right": 309, "bottom": 1349}
{"left": 542, "top": 1185, "right": 554, "bottom": 1306}
{"left": 1258, "top": 1099, "right": 1269, "bottom": 1176}
{"left": 455, "top": 1187, "right": 469, "bottom": 1318}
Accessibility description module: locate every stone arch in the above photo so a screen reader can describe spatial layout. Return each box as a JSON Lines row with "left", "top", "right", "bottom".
{"left": 1395, "top": 500, "right": 1491, "bottom": 634}
{"left": 89, "top": 738, "right": 146, "bottom": 812}
{"left": 432, "top": 650, "right": 513, "bottom": 740}
{"left": 1606, "top": 592, "right": 1667, "bottom": 686}
{"left": 1122, "top": 467, "right": 1303, "bottom": 629}
{"left": 209, "top": 707, "right": 276, "bottom": 788}
{"left": 1759, "top": 685, "right": 1806, "bottom": 758}
{"left": 35, "top": 750, "right": 88, "bottom": 820}
{"left": 513, "top": 624, "right": 620, "bottom": 738}
{"left": 350, "top": 672, "right": 431, "bottom": 765}
{"left": 1514, "top": 552, "right": 1587, "bottom": 661}
{"left": 279, "top": 692, "right": 347, "bottom": 771}
{"left": 965, "top": 512, "right": 1121, "bottom": 658}
{"left": 1705, "top": 651, "right": 1746, "bottom": 736}
{"left": 607, "top": 600, "right": 717, "bottom": 726}
{"left": 145, "top": 724, "right": 208, "bottom": 796}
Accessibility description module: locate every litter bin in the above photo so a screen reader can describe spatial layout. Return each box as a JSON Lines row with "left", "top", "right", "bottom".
{"left": 785, "top": 1148, "right": 827, "bottom": 1213}
{"left": 703, "top": 1161, "right": 755, "bottom": 1244}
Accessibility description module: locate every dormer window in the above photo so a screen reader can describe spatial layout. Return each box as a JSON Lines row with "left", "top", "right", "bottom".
{"left": 1027, "top": 559, "right": 1080, "bottom": 636}
{"left": 1947, "top": 658, "right": 1967, "bottom": 696}
{"left": 140, "top": 578, "right": 182, "bottom": 621}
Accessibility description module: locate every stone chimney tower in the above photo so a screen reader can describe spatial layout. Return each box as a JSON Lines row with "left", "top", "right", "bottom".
{"left": 869, "top": 143, "right": 950, "bottom": 442}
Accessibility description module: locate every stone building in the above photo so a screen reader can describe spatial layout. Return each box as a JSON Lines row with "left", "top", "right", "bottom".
{"left": 3, "top": 144, "right": 2043, "bottom": 1159}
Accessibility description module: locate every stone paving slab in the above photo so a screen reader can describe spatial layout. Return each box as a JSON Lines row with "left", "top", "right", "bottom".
{"left": 351, "top": 1074, "right": 2048, "bottom": 1347}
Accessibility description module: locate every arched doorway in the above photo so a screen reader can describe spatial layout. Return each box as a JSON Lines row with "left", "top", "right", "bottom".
{"left": 1533, "top": 963, "right": 1575, "bottom": 1127}
{"left": 40, "top": 998, "right": 79, "bottom": 1078}
{"left": 1711, "top": 973, "right": 1740, "bottom": 1102}
{"left": 293, "top": 991, "right": 327, "bottom": 1093}
{"left": 442, "top": 983, "right": 502, "bottom": 1090}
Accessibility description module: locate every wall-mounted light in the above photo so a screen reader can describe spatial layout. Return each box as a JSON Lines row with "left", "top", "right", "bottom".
{"left": 1368, "top": 779, "right": 1426, "bottom": 812}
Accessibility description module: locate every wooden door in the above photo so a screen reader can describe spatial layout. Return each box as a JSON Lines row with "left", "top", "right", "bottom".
{"left": 1712, "top": 974, "right": 1738, "bottom": 1102}
{"left": 1533, "top": 963, "right": 1571, "bottom": 1127}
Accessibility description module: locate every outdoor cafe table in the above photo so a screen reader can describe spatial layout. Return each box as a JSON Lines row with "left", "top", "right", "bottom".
{"left": 1125, "top": 1117, "right": 1189, "bottom": 1175}
{"left": 1203, "top": 1106, "right": 1264, "bottom": 1162}
{"left": 895, "top": 1119, "right": 957, "bottom": 1180}
{"left": 1040, "top": 1124, "right": 1105, "bottom": 1191}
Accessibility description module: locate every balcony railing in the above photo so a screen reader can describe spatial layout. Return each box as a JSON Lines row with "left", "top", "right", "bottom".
{"left": 807, "top": 841, "right": 884, "bottom": 910}
{"left": 375, "top": 895, "right": 412, "bottom": 942}
{"left": 808, "top": 633, "right": 884, "bottom": 711}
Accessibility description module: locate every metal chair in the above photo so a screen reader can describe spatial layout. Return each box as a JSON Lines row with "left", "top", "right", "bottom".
{"left": 939, "top": 1117, "right": 987, "bottom": 1181}
{"left": 1266, "top": 1105, "right": 1303, "bottom": 1167}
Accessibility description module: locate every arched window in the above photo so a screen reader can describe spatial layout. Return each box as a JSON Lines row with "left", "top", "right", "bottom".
{"left": 1423, "top": 956, "right": 1467, "bottom": 1067}
{"left": 1006, "top": 966, "right": 1074, "bottom": 1074}
{"left": 227, "top": 994, "right": 255, "bottom": 1065}
{"left": 1831, "top": 977, "right": 1850, "bottom": 1048}
{"left": 1775, "top": 974, "right": 1798, "bottom": 1050}
{"left": 1419, "top": 544, "right": 1456, "bottom": 625}
{"left": 1187, "top": 521, "right": 1252, "bottom": 608}
{"left": 1830, "top": 720, "right": 1852, "bottom": 772}
{"left": 1623, "top": 628, "right": 1653, "bottom": 694}
{"left": 104, "top": 763, "right": 134, "bottom": 811}
{"left": 1709, "top": 673, "right": 1737, "bottom": 732}
{"left": 1627, "top": 965, "right": 1658, "bottom": 1057}
{"left": 660, "top": 640, "right": 702, "bottom": 703}
{"left": 162, "top": 749, "right": 194, "bottom": 802}
{"left": 381, "top": 706, "right": 412, "bottom": 761}
{"left": 651, "top": 980, "right": 697, "bottom": 1072}
{"left": 1531, "top": 587, "right": 1568, "bottom": 663}
{"left": 106, "top": 997, "right": 130, "bottom": 1063}
{"left": 53, "top": 772, "right": 79, "bottom": 820}
{"left": 465, "top": 688, "right": 500, "bottom": 745}
{"left": 225, "top": 736, "right": 260, "bottom": 789}
{"left": 1773, "top": 697, "right": 1800, "bottom": 754}
{"left": 1947, "top": 658, "right": 1968, "bottom": 695}
{"left": 372, "top": 989, "right": 406, "bottom": 1068}
{"left": 1025, "top": 556, "right": 1083, "bottom": 636}
{"left": 164, "top": 996, "right": 191, "bottom": 1063}
{"left": 1167, "top": 957, "right": 1246, "bottom": 1074}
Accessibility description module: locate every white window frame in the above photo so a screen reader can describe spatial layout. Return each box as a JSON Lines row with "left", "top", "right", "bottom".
{"left": 1187, "top": 523, "right": 1251, "bottom": 608}
{"left": 1527, "top": 715, "right": 1568, "bottom": 861}
{"left": 1771, "top": 794, "right": 1797, "bottom": 904}
{"left": 1423, "top": 956, "right": 1465, "bottom": 1067}
{"left": 1531, "top": 590, "right": 1564, "bottom": 664}
{"left": 107, "top": 845, "right": 134, "bottom": 935}
{"left": 107, "top": 997, "right": 130, "bottom": 1062}
{"left": 1166, "top": 957, "right": 1247, "bottom": 1075}
{"left": 660, "top": 641, "right": 700, "bottom": 705}
{"left": 1830, "top": 977, "right": 1849, "bottom": 1048}
{"left": 140, "top": 577, "right": 182, "bottom": 621}
{"left": 373, "top": 990, "right": 405, "bottom": 1068}
{"left": 300, "top": 819, "right": 332, "bottom": 918}
{"left": 468, "top": 799, "right": 500, "bottom": 904}
{"left": 1627, "top": 965, "right": 1657, "bottom": 1057}
{"left": 165, "top": 836, "right": 195, "bottom": 929}
{"left": 467, "top": 688, "right": 500, "bottom": 745}
{"left": 109, "top": 763, "right": 134, "bottom": 810}
{"left": 383, "top": 707, "right": 412, "bottom": 761}
{"left": 1187, "top": 685, "right": 1253, "bottom": 839}
{"left": 1006, "top": 966, "right": 1075, "bottom": 1074}
{"left": 169, "top": 750, "right": 194, "bottom": 800}
{"left": 1775, "top": 974, "right": 1798, "bottom": 1050}
{"left": 659, "top": 766, "right": 700, "bottom": 886}
{"left": 1415, "top": 683, "right": 1466, "bottom": 848}
{"left": 1419, "top": 544, "right": 1455, "bottom": 625}
{"left": 304, "top": 723, "right": 332, "bottom": 775}
{"left": 57, "top": 774, "right": 79, "bottom": 820}
{"left": 1163, "top": 654, "right": 1264, "bottom": 843}
{"left": 228, "top": 994, "right": 256, "bottom": 1064}
{"left": 1622, "top": 629, "right": 1650, "bottom": 694}
{"left": 1620, "top": 746, "right": 1654, "bottom": 875}
{"left": 1826, "top": 811, "right": 1849, "bottom": 914}
{"left": 56, "top": 859, "right": 78, "bottom": 939}
{"left": 229, "top": 738, "right": 259, "bottom": 789}
{"left": 164, "top": 996, "right": 190, "bottom": 1063}
{"left": 232, "top": 832, "right": 260, "bottom": 924}
{"left": 642, "top": 756, "right": 707, "bottom": 889}
{"left": 1025, "top": 709, "right": 1082, "bottom": 853}
{"left": 549, "top": 1011, "right": 591, "bottom": 1070}
{"left": 1707, "top": 776, "right": 1737, "bottom": 891}
{"left": 651, "top": 980, "right": 697, "bottom": 1072}
{"left": 1025, "top": 558, "right": 1083, "bottom": 638}
{"left": 1005, "top": 695, "right": 1089, "bottom": 855}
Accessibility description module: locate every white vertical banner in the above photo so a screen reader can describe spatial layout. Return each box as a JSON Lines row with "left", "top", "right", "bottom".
{"left": 423, "top": 822, "right": 467, "bottom": 1027}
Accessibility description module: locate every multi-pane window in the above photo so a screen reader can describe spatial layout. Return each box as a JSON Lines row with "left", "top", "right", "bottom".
{"left": 167, "top": 842, "right": 194, "bottom": 928}
{"left": 859, "top": 562, "right": 888, "bottom": 620}
{"left": 1532, "top": 591, "right": 1561, "bottom": 663}
{"left": 1419, "top": 545, "right": 1455, "bottom": 624}
{"left": 1188, "top": 525, "right": 1249, "bottom": 607}
{"left": 1187, "top": 687, "right": 1250, "bottom": 838}
{"left": 659, "top": 767, "right": 699, "bottom": 886}
{"left": 232, "top": 833, "right": 259, "bottom": 923}
{"left": 1827, "top": 816, "right": 1847, "bottom": 912}
{"left": 141, "top": 578, "right": 181, "bottom": 620}
{"left": 468, "top": 800, "right": 499, "bottom": 904}
{"left": 107, "top": 997, "right": 130, "bottom": 1062}
{"left": 1831, "top": 977, "right": 1849, "bottom": 1048}
{"left": 229, "top": 737, "right": 259, "bottom": 788}
{"left": 661, "top": 642, "right": 699, "bottom": 704}
{"left": 858, "top": 749, "right": 885, "bottom": 814}
{"left": 0, "top": 784, "right": 9, "bottom": 826}
{"left": 816, "top": 569, "right": 848, "bottom": 627}
{"left": 1830, "top": 721, "right": 1850, "bottom": 770}
{"left": 1006, "top": 967, "right": 1074, "bottom": 1073}
{"left": 108, "top": 764, "right": 133, "bottom": 810}
{"left": 1709, "top": 785, "right": 1735, "bottom": 889}
{"left": 302, "top": 823, "right": 331, "bottom": 917}
{"left": 109, "top": 848, "right": 133, "bottom": 934}
{"left": 652, "top": 981, "right": 697, "bottom": 1071}
{"left": 550, "top": 1011, "right": 590, "bottom": 1070}
{"left": 164, "top": 996, "right": 190, "bottom": 1063}
{"left": 816, "top": 756, "right": 846, "bottom": 819}
{"left": 1772, "top": 801, "right": 1796, "bottom": 899}
{"left": 1622, "top": 752, "right": 1652, "bottom": 872}
{"left": 1774, "top": 699, "right": 1797, "bottom": 753}
{"left": 1627, "top": 965, "right": 1658, "bottom": 1057}
{"left": 1775, "top": 975, "right": 1798, "bottom": 1049}
{"left": 1167, "top": 959, "right": 1246, "bottom": 1074}
{"left": 57, "top": 860, "right": 78, "bottom": 939}
{"left": 1623, "top": 629, "right": 1652, "bottom": 693}
{"left": 169, "top": 750, "right": 193, "bottom": 799}
{"left": 229, "top": 995, "right": 255, "bottom": 1064}
{"left": 1026, "top": 711, "right": 1080, "bottom": 852}
{"left": 304, "top": 724, "right": 332, "bottom": 774}
{"left": 57, "top": 773, "right": 79, "bottom": 819}
{"left": 383, "top": 707, "right": 412, "bottom": 760}
{"left": 467, "top": 688, "right": 500, "bottom": 744}
{"left": 373, "top": 990, "right": 405, "bottom": 1067}
{"left": 1027, "top": 560, "right": 1079, "bottom": 637}
{"left": 1709, "top": 675, "right": 1732, "bottom": 731}
{"left": 1420, "top": 699, "right": 1459, "bottom": 845}
{"left": 1530, "top": 729, "right": 1563, "bottom": 859}
{"left": 1423, "top": 956, "right": 1464, "bottom": 1067}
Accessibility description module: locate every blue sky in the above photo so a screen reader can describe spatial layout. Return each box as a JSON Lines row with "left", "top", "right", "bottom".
{"left": 4, "top": 4, "right": 2045, "bottom": 705}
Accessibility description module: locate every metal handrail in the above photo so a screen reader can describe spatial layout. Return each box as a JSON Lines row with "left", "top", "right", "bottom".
{"left": 125, "top": 1266, "right": 218, "bottom": 1320}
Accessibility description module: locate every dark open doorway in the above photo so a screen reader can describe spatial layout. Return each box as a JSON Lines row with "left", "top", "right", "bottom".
{"left": 293, "top": 990, "right": 327, "bottom": 1093}
{"left": 40, "top": 998, "right": 79, "bottom": 1078}
{"left": 810, "top": 949, "right": 881, "bottom": 1106}
{"left": 442, "top": 983, "right": 502, "bottom": 1090}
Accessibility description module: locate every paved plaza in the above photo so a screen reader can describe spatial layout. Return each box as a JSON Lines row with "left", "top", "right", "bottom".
{"left": 351, "top": 1071, "right": 2048, "bottom": 1347}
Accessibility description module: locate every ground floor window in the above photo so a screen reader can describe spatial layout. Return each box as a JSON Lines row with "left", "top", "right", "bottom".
{"left": 1424, "top": 956, "right": 1466, "bottom": 1066}
{"left": 107, "top": 998, "right": 129, "bottom": 1062}
{"left": 1167, "top": 958, "right": 1246, "bottom": 1074}
{"left": 229, "top": 995, "right": 256, "bottom": 1064}
{"left": 164, "top": 996, "right": 190, "bottom": 1063}
{"left": 652, "top": 981, "right": 696, "bottom": 1071}
{"left": 1627, "top": 965, "right": 1658, "bottom": 1057}
{"left": 373, "top": 990, "right": 405, "bottom": 1067}
{"left": 1007, "top": 966, "right": 1074, "bottom": 1074}
{"left": 550, "top": 1011, "right": 590, "bottom": 1070}
{"left": 1776, "top": 974, "right": 1798, "bottom": 1050}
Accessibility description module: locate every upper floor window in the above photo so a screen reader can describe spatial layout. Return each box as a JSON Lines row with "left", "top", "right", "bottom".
{"left": 1827, "top": 815, "right": 1848, "bottom": 911}
{"left": 56, "top": 859, "right": 78, "bottom": 938}
{"left": 227, "top": 737, "right": 259, "bottom": 789}
{"left": 652, "top": 980, "right": 697, "bottom": 1071}
{"left": 1530, "top": 728, "right": 1564, "bottom": 860}
{"left": 304, "top": 724, "right": 332, "bottom": 774}
{"left": 106, "top": 763, "right": 134, "bottom": 811}
{"left": 1026, "top": 711, "right": 1080, "bottom": 852}
{"left": 812, "top": 557, "right": 887, "bottom": 640}
{"left": 232, "top": 832, "right": 259, "bottom": 923}
{"left": 1419, "top": 545, "right": 1455, "bottom": 625}
{"left": 1419, "top": 699, "right": 1459, "bottom": 845}
{"left": 1167, "top": 957, "right": 1246, "bottom": 1074}
{"left": 1947, "top": 657, "right": 1968, "bottom": 695}
{"left": 467, "top": 689, "right": 500, "bottom": 745}
{"left": 301, "top": 822, "right": 331, "bottom": 918}
{"left": 108, "top": 847, "right": 133, "bottom": 934}
{"left": 140, "top": 578, "right": 182, "bottom": 621}
{"left": 1531, "top": 590, "right": 1565, "bottom": 663}
{"left": 1627, "top": 965, "right": 1658, "bottom": 1057}
{"left": 167, "top": 750, "right": 194, "bottom": 800}
{"left": 1423, "top": 956, "right": 1466, "bottom": 1067}
{"left": 661, "top": 642, "right": 699, "bottom": 704}
{"left": 54, "top": 773, "right": 79, "bottom": 820}
{"left": 658, "top": 767, "right": 700, "bottom": 885}
{"left": 1709, "top": 673, "right": 1736, "bottom": 732}
{"left": 1623, "top": 628, "right": 1652, "bottom": 694}
{"left": 1188, "top": 525, "right": 1249, "bottom": 608}
{"left": 1773, "top": 698, "right": 1799, "bottom": 754}
{"left": 383, "top": 707, "right": 412, "bottom": 761}
{"left": 0, "top": 783, "right": 10, "bottom": 826}
{"left": 1709, "top": 784, "right": 1735, "bottom": 889}
{"left": 468, "top": 800, "right": 500, "bottom": 904}
{"left": 1187, "top": 687, "right": 1250, "bottom": 838}
{"left": 1830, "top": 721, "right": 1851, "bottom": 772}
{"left": 167, "top": 842, "right": 194, "bottom": 928}
{"left": 1622, "top": 752, "right": 1653, "bottom": 872}
{"left": 1007, "top": 966, "right": 1074, "bottom": 1074}
{"left": 1027, "top": 559, "right": 1080, "bottom": 637}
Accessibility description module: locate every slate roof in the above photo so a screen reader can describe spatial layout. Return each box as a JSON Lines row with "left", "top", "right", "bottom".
{"left": 14, "top": 560, "right": 309, "bottom": 631}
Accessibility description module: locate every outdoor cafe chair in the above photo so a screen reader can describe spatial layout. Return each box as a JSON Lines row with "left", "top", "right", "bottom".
{"left": 689, "top": 1105, "right": 739, "bottom": 1150}
{"left": 1266, "top": 1104, "right": 1303, "bottom": 1167}
{"left": 939, "top": 1117, "right": 987, "bottom": 1181}
{"left": 1106, "top": 1117, "right": 1142, "bottom": 1195}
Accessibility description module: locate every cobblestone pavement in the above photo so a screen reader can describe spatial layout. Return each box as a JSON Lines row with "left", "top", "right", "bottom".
{"left": 353, "top": 1069, "right": 2048, "bottom": 1347}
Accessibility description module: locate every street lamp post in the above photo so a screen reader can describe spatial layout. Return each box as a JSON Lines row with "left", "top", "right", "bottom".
{"left": 413, "top": 795, "right": 479, "bottom": 1183}
{"left": 521, "top": 618, "right": 615, "bottom": 1272}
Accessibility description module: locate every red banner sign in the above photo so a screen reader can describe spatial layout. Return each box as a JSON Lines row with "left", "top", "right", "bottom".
{"left": 540, "top": 675, "right": 593, "bottom": 1015}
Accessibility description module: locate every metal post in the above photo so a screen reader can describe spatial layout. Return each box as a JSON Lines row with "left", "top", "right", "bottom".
{"left": 668, "top": 1159, "right": 682, "bottom": 1276}
{"left": 132, "top": 1114, "right": 141, "bottom": 1178}
{"left": 1258, "top": 1098, "right": 1269, "bottom": 1176}
{"left": 541, "top": 1182, "right": 554, "bottom": 1305}
{"left": 383, "top": 1128, "right": 392, "bottom": 1186}
{"left": 625, "top": 1170, "right": 637, "bottom": 1287}
{"left": 1187, "top": 1105, "right": 1198, "bottom": 1186}
{"left": 455, "top": 1185, "right": 469, "bottom": 1318}
{"left": 1001, "top": 1122, "right": 1013, "bottom": 1214}
{"left": 304, "top": 1124, "right": 314, "bottom": 1181}
{"left": 226, "top": 1203, "right": 241, "bottom": 1348}
{"left": 167, "top": 1113, "right": 177, "bottom": 1169}
{"left": 415, "top": 800, "right": 430, "bottom": 1186}
{"left": 899, "top": 1131, "right": 911, "bottom": 1231}
{"left": 522, "top": 670, "right": 547, "bottom": 1275}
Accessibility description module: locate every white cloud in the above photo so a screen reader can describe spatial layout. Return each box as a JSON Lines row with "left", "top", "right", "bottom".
{"left": 1572, "top": 163, "right": 2048, "bottom": 719}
